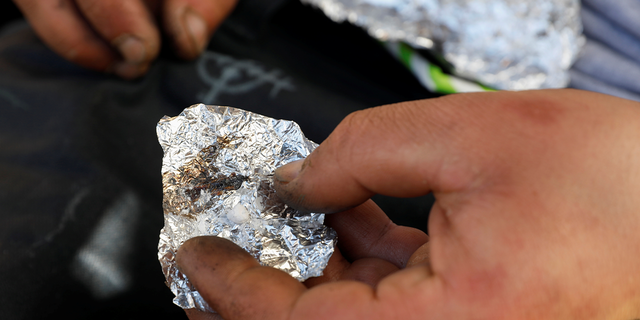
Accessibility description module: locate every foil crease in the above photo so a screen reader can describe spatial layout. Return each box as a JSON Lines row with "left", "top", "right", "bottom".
{"left": 157, "top": 104, "right": 336, "bottom": 312}
{"left": 301, "top": 0, "right": 585, "bottom": 90}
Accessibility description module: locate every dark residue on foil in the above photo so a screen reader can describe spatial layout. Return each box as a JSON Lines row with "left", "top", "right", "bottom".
{"left": 185, "top": 173, "right": 248, "bottom": 201}
{"left": 163, "top": 139, "right": 249, "bottom": 219}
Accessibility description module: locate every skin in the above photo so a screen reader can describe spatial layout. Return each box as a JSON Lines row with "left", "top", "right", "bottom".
{"left": 176, "top": 89, "right": 640, "bottom": 319}
{"left": 12, "top": 0, "right": 238, "bottom": 79}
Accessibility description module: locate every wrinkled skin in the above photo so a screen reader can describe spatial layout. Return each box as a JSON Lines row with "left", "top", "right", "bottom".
{"left": 13, "top": 0, "right": 238, "bottom": 79}
{"left": 178, "top": 89, "right": 640, "bottom": 320}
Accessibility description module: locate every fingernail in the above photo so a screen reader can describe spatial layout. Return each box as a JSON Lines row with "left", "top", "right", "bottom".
{"left": 184, "top": 9, "right": 208, "bottom": 55}
{"left": 113, "top": 34, "right": 146, "bottom": 64}
{"left": 274, "top": 159, "right": 304, "bottom": 184}
{"left": 112, "top": 61, "right": 144, "bottom": 79}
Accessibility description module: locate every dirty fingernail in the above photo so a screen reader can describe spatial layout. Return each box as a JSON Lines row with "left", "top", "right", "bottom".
{"left": 274, "top": 159, "right": 304, "bottom": 184}
{"left": 113, "top": 34, "right": 146, "bottom": 64}
{"left": 184, "top": 9, "right": 208, "bottom": 55}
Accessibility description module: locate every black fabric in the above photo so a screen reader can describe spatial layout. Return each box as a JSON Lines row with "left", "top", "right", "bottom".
{"left": 0, "top": 2, "right": 22, "bottom": 27}
{"left": 0, "top": 1, "right": 436, "bottom": 319}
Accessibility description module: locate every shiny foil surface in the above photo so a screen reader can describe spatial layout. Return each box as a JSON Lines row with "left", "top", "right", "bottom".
{"left": 301, "top": 0, "right": 584, "bottom": 90}
{"left": 157, "top": 104, "right": 337, "bottom": 312}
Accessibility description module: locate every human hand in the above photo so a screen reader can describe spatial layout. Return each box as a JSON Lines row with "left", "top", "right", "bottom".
{"left": 13, "top": 0, "right": 238, "bottom": 79}
{"left": 177, "top": 89, "right": 640, "bottom": 319}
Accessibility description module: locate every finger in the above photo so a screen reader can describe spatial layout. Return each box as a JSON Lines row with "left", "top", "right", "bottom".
{"left": 326, "top": 200, "right": 428, "bottom": 268}
{"left": 339, "top": 258, "right": 399, "bottom": 286}
{"left": 303, "top": 246, "right": 399, "bottom": 288}
{"left": 163, "top": 0, "right": 238, "bottom": 60}
{"left": 305, "top": 200, "right": 428, "bottom": 288}
{"left": 74, "top": 0, "right": 161, "bottom": 78}
{"left": 273, "top": 90, "right": 566, "bottom": 213}
{"left": 14, "top": 0, "right": 118, "bottom": 71}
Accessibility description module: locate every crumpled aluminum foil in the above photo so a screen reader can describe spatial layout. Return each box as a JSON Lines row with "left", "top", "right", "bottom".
{"left": 301, "top": 0, "right": 584, "bottom": 90}
{"left": 157, "top": 104, "right": 337, "bottom": 312}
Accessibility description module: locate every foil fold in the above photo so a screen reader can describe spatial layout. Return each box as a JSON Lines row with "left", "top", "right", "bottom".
{"left": 301, "top": 0, "right": 585, "bottom": 90}
{"left": 157, "top": 104, "right": 336, "bottom": 312}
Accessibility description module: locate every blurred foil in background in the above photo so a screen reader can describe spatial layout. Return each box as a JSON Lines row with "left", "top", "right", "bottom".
{"left": 157, "top": 104, "right": 336, "bottom": 312}
{"left": 301, "top": 0, "right": 585, "bottom": 90}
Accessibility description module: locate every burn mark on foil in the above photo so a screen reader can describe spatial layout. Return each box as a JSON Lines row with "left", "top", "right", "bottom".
{"left": 185, "top": 173, "right": 248, "bottom": 201}
{"left": 162, "top": 136, "right": 246, "bottom": 219}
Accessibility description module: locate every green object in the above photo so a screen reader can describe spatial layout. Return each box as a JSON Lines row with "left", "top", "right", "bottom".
{"left": 384, "top": 41, "right": 496, "bottom": 94}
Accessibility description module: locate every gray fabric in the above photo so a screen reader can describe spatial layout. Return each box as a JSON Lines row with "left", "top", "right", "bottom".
{"left": 570, "top": 0, "right": 640, "bottom": 102}
{"left": 581, "top": 0, "right": 640, "bottom": 40}
{"left": 572, "top": 41, "right": 640, "bottom": 95}
{"left": 581, "top": 6, "right": 640, "bottom": 64}
{"left": 569, "top": 69, "right": 640, "bottom": 102}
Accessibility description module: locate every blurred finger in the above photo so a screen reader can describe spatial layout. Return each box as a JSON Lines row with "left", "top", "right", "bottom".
{"left": 75, "top": 0, "right": 161, "bottom": 78}
{"left": 163, "top": 0, "right": 238, "bottom": 60}
{"left": 406, "top": 242, "right": 431, "bottom": 269}
{"left": 14, "top": 0, "right": 117, "bottom": 71}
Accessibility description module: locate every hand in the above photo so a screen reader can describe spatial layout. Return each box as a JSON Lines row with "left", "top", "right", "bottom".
{"left": 177, "top": 89, "right": 640, "bottom": 319}
{"left": 13, "top": 0, "right": 238, "bottom": 79}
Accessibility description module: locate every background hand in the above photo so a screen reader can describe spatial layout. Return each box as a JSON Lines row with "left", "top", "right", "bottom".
{"left": 178, "top": 89, "right": 640, "bottom": 319}
{"left": 13, "top": 0, "right": 238, "bottom": 79}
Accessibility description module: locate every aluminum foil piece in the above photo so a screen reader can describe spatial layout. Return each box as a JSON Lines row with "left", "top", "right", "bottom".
{"left": 301, "top": 0, "right": 585, "bottom": 90}
{"left": 157, "top": 104, "right": 337, "bottom": 312}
